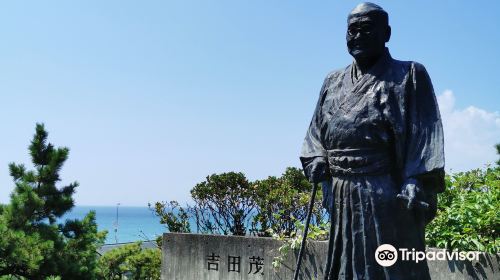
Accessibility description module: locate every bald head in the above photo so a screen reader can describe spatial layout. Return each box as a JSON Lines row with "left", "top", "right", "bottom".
{"left": 348, "top": 2, "right": 388, "bottom": 26}
{"left": 346, "top": 2, "right": 391, "bottom": 70}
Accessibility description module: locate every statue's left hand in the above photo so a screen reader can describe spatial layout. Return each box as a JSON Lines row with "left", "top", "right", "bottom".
{"left": 397, "top": 181, "right": 429, "bottom": 211}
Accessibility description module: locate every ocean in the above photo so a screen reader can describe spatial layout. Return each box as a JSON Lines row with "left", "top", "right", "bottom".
{"left": 62, "top": 206, "right": 166, "bottom": 244}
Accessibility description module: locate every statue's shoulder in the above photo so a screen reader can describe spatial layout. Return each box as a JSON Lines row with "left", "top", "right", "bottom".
{"left": 324, "top": 65, "right": 350, "bottom": 83}
{"left": 410, "top": 61, "right": 431, "bottom": 77}
{"left": 391, "top": 58, "right": 428, "bottom": 75}
{"left": 316, "top": 67, "right": 348, "bottom": 98}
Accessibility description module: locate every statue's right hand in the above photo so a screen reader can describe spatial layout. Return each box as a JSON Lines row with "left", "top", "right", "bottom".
{"left": 397, "top": 180, "right": 429, "bottom": 211}
{"left": 306, "top": 157, "right": 329, "bottom": 183}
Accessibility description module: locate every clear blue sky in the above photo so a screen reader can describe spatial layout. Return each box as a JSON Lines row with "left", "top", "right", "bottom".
{"left": 1, "top": 1, "right": 499, "bottom": 206}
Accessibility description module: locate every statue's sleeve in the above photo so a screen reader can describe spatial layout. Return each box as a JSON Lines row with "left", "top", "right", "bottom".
{"left": 299, "top": 75, "right": 330, "bottom": 178}
{"left": 402, "top": 62, "right": 445, "bottom": 193}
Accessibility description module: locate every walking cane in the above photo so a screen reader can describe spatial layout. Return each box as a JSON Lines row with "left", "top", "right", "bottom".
{"left": 293, "top": 182, "right": 319, "bottom": 280}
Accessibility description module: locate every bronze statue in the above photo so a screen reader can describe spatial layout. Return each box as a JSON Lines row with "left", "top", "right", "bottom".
{"left": 300, "top": 3, "right": 445, "bottom": 279}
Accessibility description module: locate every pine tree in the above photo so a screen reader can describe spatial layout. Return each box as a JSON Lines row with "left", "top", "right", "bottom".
{"left": 0, "top": 123, "right": 106, "bottom": 279}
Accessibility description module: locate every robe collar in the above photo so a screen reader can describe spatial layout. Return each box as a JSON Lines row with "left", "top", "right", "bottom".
{"left": 349, "top": 48, "right": 393, "bottom": 93}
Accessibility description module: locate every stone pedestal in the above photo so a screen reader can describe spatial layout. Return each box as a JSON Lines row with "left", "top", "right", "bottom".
{"left": 162, "top": 233, "right": 499, "bottom": 280}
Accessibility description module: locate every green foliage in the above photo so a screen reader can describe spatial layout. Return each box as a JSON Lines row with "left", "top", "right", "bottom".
{"left": 149, "top": 201, "right": 191, "bottom": 233}
{"left": 270, "top": 217, "right": 329, "bottom": 269}
{"left": 0, "top": 215, "right": 52, "bottom": 278}
{"left": 0, "top": 276, "right": 61, "bottom": 280}
{"left": 0, "top": 123, "right": 106, "bottom": 279}
{"left": 251, "top": 167, "right": 325, "bottom": 237}
{"left": 153, "top": 168, "right": 327, "bottom": 238}
{"left": 190, "top": 172, "right": 256, "bottom": 235}
{"left": 426, "top": 166, "right": 500, "bottom": 254}
{"left": 97, "top": 242, "right": 161, "bottom": 280}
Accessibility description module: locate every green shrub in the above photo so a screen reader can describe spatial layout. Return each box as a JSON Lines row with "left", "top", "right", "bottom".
{"left": 152, "top": 168, "right": 325, "bottom": 238}
{"left": 190, "top": 172, "right": 256, "bottom": 235}
{"left": 97, "top": 242, "right": 161, "bottom": 280}
{"left": 149, "top": 201, "right": 191, "bottom": 234}
{"left": 426, "top": 166, "right": 500, "bottom": 253}
{"left": 251, "top": 167, "right": 325, "bottom": 237}
{"left": 270, "top": 217, "right": 329, "bottom": 269}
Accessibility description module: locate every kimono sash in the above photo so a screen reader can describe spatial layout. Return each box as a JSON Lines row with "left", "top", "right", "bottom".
{"left": 327, "top": 148, "right": 391, "bottom": 175}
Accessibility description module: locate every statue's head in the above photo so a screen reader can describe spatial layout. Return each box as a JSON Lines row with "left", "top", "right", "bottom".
{"left": 346, "top": 2, "right": 391, "bottom": 66}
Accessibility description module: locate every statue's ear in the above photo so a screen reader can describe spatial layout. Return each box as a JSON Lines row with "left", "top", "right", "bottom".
{"left": 385, "top": 25, "right": 392, "bottom": 43}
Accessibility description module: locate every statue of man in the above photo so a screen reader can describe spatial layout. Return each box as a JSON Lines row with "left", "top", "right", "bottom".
{"left": 300, "top": 3, "right": 445, "bottom": 279}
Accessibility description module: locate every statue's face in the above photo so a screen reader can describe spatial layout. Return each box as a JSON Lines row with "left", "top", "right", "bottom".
{"left": 346, "top": 14, "right": 388, "bottom": 63}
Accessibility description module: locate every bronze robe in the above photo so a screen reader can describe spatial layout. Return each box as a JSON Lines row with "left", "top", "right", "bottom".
{"left": 300, "top": 49, "right": 445, "bottom": 280}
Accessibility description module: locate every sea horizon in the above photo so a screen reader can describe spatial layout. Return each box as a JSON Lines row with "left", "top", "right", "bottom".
{"left": 62, "top": 205, "right": 166, "bottom": 245}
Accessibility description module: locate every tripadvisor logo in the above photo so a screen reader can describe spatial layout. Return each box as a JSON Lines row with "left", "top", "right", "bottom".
{"left": 375, "top": 244, "right": 480, "bottom": 267}
{"left": 375, "top": 244, "right": 398, "bottom": 267}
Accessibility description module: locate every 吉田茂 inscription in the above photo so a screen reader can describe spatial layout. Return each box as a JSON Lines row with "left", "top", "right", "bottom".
{"left": 206, "top": 253, "right": 264, "bottom": 275}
